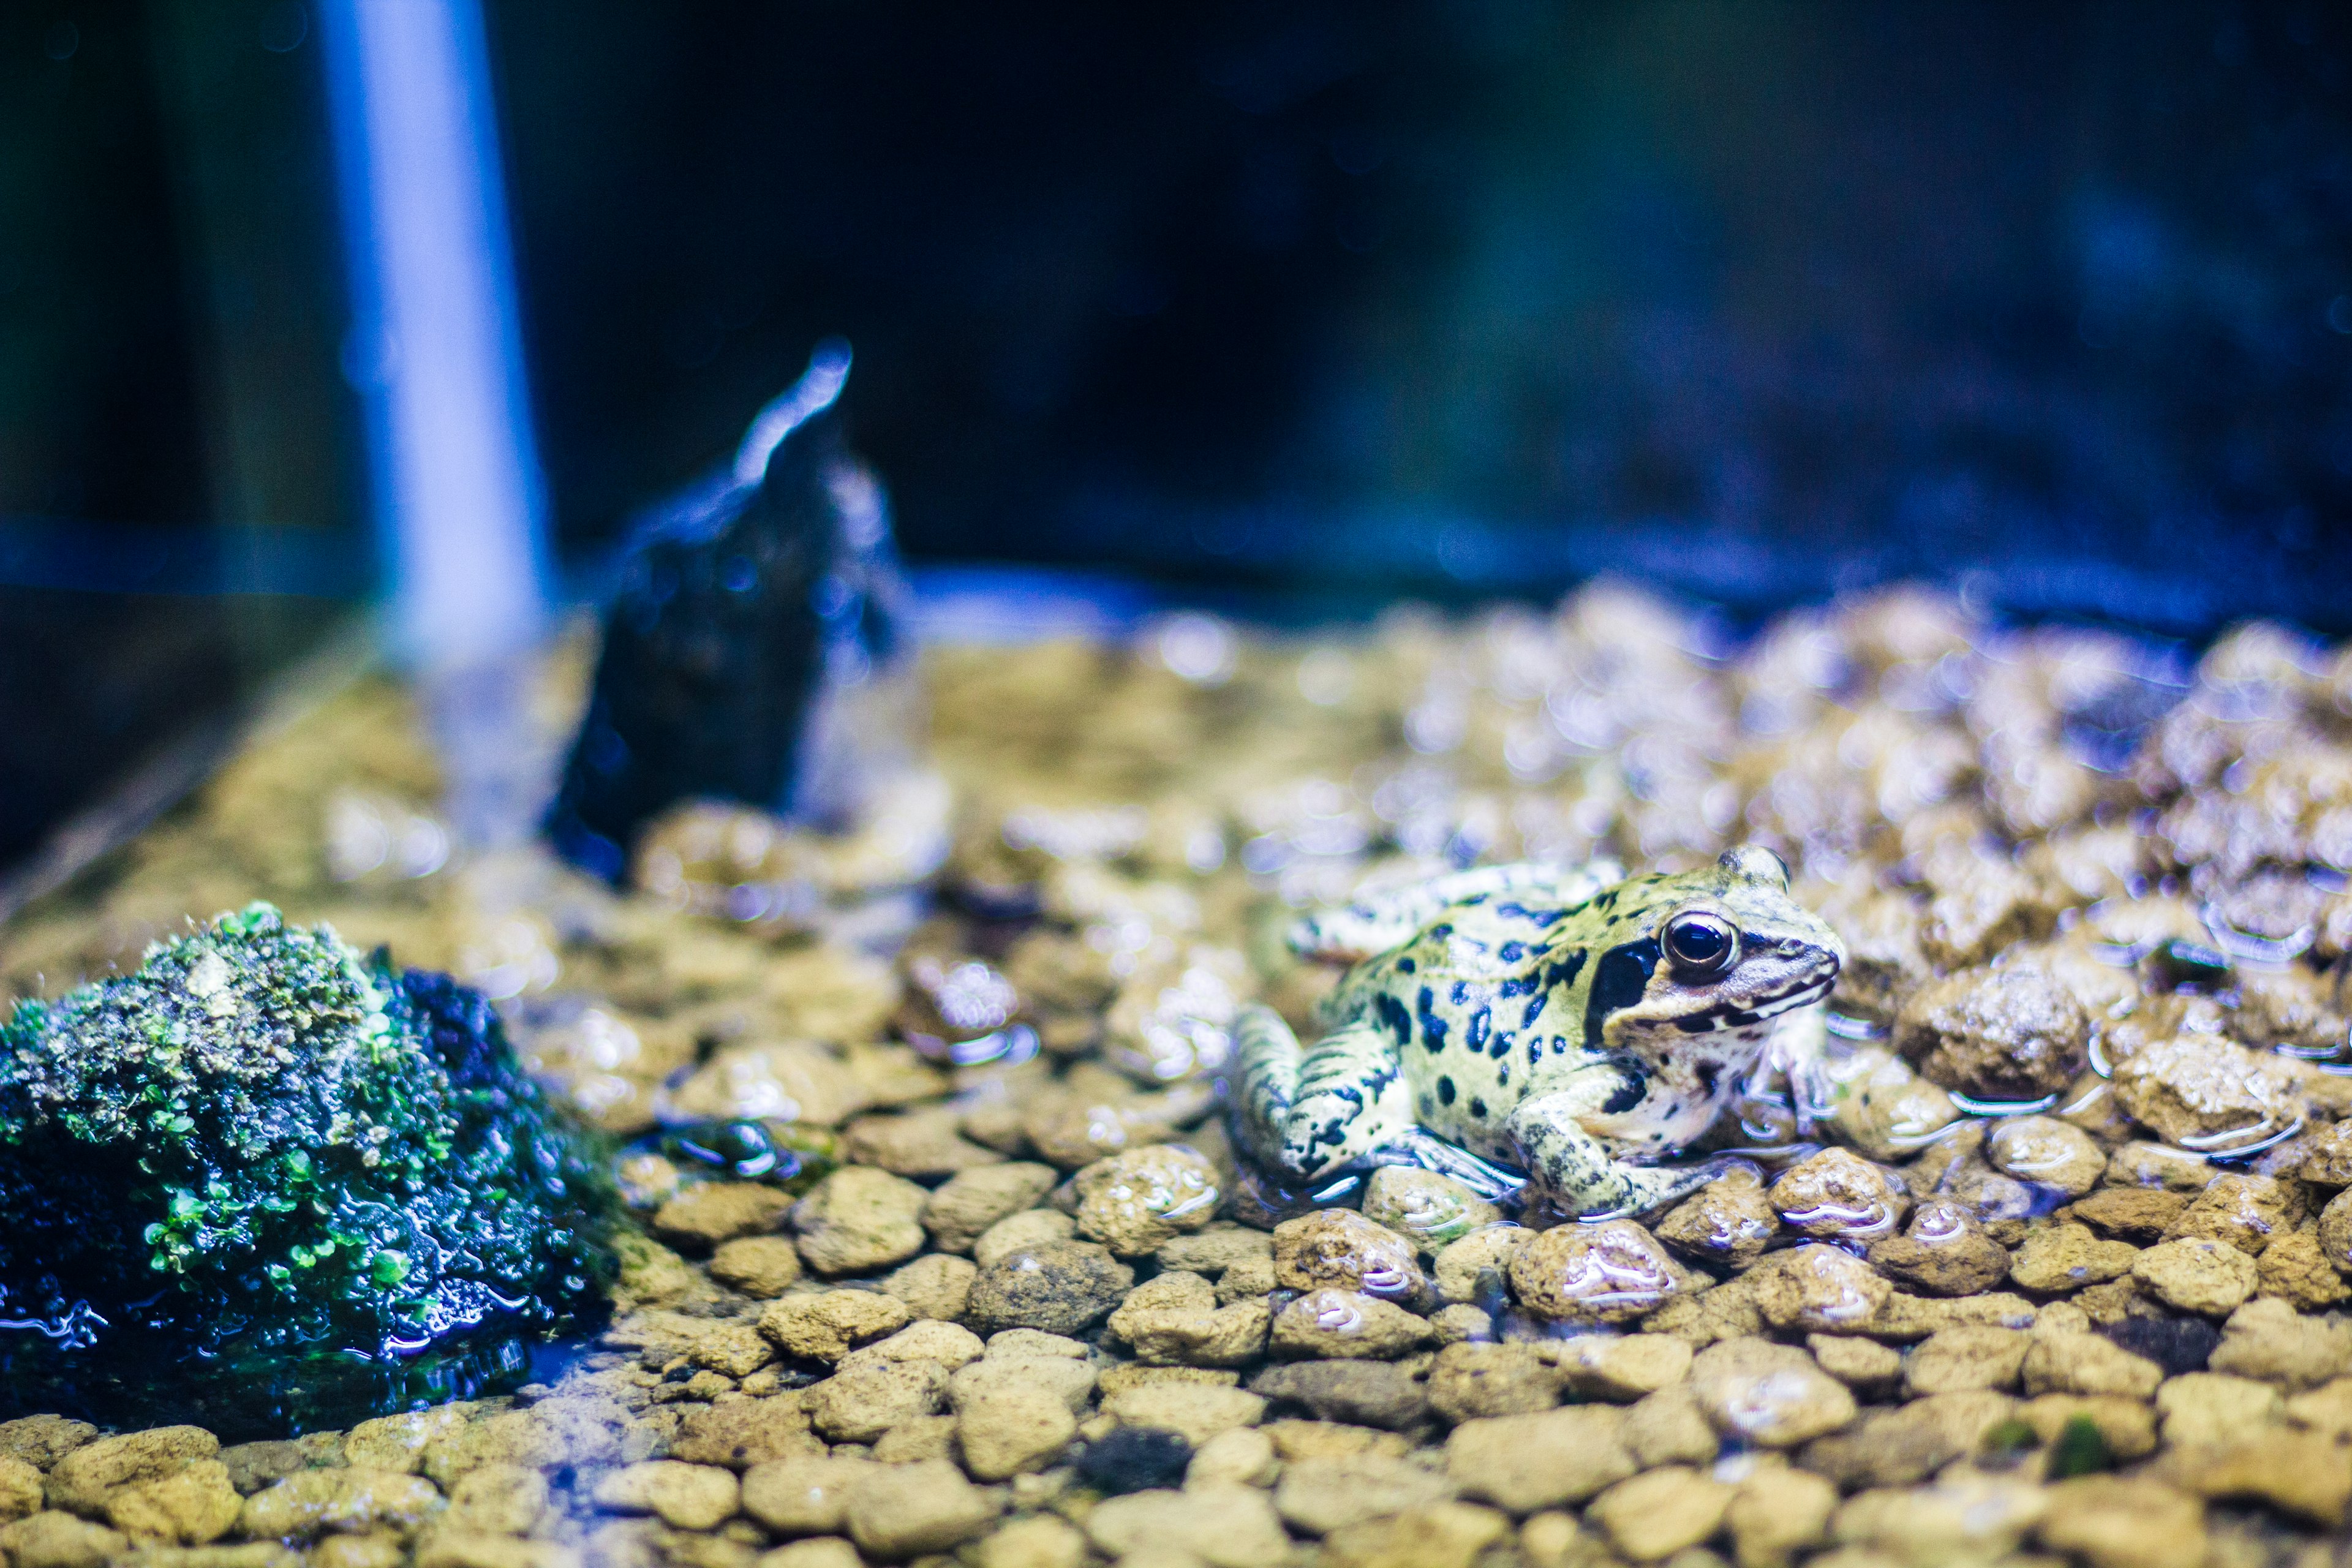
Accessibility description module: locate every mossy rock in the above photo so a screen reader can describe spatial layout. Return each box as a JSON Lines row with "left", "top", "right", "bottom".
{"left": 0, "top": 904, "right": 617, "bottom": 1438}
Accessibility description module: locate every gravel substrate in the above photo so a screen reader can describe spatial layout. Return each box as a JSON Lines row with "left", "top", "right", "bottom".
{"left": 7, "top": 585, "right": 2352, "bottom": 1568}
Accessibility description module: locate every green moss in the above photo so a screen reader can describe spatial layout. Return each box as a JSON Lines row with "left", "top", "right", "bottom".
{"left": 0, "top": 905, "right": 616, "bottom": 1438}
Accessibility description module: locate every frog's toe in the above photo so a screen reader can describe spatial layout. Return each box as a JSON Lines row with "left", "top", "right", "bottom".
{"left": 1368, "top": 1127, "right": 1528, "bottom": 1202}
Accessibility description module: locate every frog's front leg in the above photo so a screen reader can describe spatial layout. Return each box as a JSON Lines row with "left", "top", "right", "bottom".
{"left": 1504, "top": 1079, "right": 1742, "bottom": 1219}
{"left": 1234, "top": 1005, "right": 1414, "bottom": 1182}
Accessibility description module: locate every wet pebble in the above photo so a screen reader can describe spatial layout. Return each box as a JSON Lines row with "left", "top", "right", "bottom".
{"left": 1270, "top": 1289, "right": 1436, "bottom": 1360}
{"left": 1273, "top": 1209, "right": 1428, "bottom": 1303}
{"left": 963, "top": 1239, "right": 1135, "bottom": 1337}
{"left": 2007, "top": 1221, "right": 2138, "bottom": 1295}
{"left": 2132, "top": 1238, "right": 2261, "bottom": 1317}
{"left": 1687, "top": 1337, "right": 1857, "bottom": 1447}
{"left": 1868, "top": 1200, "right": 2015, "bottom": 1297}
{"left": 1507, "top": 1219, "right": 1680, "bottom": 1324}
{"left": 1754, "top": 1244, "right": 1892, "bottom": 1333}
{"left": 919, "top": 1161, "right": 1059, "bottom": 1254}
{"left": 757, "top": 1290, "right": 910, "bottom": 1362}
{"left": 1358, "top": 1168, "right": 1501, "bottom": 1253}
{"left": 790, "top": 1166, "right": 930, "bottom": 1276}
{"left": 2161, "top": 1172, "right": 2304, "bottom": 1256}
{"left": 1072, "top": 1144, "right": 1223, "bottom": 1256}
{"left": 1654, "top": 1166, "right": 1781, "bottom": 1267}
{"left": 1894, "top": 964, "right": 2090, "bottom": 1102}
{"left": 1768, "top": 1148, "right": 1910, "bottom": 1243}
{"left": 1985, "top": 1115, "right": 2105, "bottom": 1198}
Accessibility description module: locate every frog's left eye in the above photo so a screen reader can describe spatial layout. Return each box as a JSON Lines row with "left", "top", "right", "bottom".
{"left": 1662, "top": 911, "right": 1739, "bottom": 978}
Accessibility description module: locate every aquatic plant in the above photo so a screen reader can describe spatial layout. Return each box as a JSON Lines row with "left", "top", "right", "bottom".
{"left": 0, "top": 905, "right": 615, "bottom": 1437}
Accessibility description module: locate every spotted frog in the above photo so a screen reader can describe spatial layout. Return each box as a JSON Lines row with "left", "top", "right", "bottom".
{"left": 1234, "top": 847, "right": 1845, "bottom": 1217}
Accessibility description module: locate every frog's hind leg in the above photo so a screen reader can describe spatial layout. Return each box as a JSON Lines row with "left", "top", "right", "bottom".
{"left": 1234, "top": 1005, "right": 1414, "bottom": 1183}
{"left": 1289, "top": 859, "right": 1625, "bottom": 963}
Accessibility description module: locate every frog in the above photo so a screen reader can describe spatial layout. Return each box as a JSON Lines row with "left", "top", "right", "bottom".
{"left": 1233, "top": 846, "right": 1846, "bottom": 1218}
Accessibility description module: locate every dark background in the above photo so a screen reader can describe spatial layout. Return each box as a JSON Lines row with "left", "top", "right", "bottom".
{"left": 5, "top": 0, "right": 2352, "bottom": 868}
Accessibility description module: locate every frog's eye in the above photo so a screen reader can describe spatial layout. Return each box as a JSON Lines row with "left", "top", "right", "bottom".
{"left": 1662, "top": 911, "right": 1739, "bottom": 978}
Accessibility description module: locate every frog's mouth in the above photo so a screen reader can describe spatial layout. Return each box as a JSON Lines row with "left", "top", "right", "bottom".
{"left": 1673, "top": 974, "right": 1835, "bottom": 1033}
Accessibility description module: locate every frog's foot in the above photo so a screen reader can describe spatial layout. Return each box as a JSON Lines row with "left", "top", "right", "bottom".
{"left": 1364, "top": 1127, "right": 1528, "bottom": 1204}
{"left": 1233, "top": 1005, "right": 1414, "bottom": 1182}
{"left": 1289, "top": 859, "right": 1623, "bottom": 963}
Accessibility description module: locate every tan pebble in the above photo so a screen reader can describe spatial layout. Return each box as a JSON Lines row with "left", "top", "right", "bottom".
{"left": 1107, "top": 1270, "right": 1271, "bottom": 1368}
{"left": 2316, "top": 1186, "right": 2352, "bottom": 1274}
{"left": 443, "top": 1464, "right": 548, "bottom": 1535}
{"left": 1320, "top": 1501, "right": 1509, "bottom": 1568}
{"left": 837, "top": 1319, "right": 985, "bottom": 1374}
{"left": 842, "top": 1457, "right": 1001, "bottom": 1558}
{"left": 1185, "top": 1428, "right": 1276, "bottom": 1488}
{"left": 1902, "top": 1326, "right": 2029, "bottom": 1396}
{"left": 664, "top": 1042, "right": 873, "bottom": 1131}
{"left": 709, "top": 1235, "right": 805, "bottom": 1298}
{"left": 593, "top": 1461, "right": 739, "bottom": 1531}
{"left": 1269, "top": 1288, "right": 1433, "bottom": 1359}
{"left": 922, "top": 1162, "right": 1060, "bottom": 1253}
{"left": 1444, "top": 1406, "right": 1635, "bottom": 1513}
{"left": 653, "top": 1182, "right": 794, "bottom": 1251}
{"left": 1360, "top": 1168, "right": 1502, "bottom": 1254}
{"left": 951, "top": 1352, "right": 1098, "bottom": 1417}
{"left": 956, "top": 1387, "right": 1080, "bottom": 1482}
{"left": 1795, "top": 1392, "right": 2014, "bottom": 1490}
{"left": 0, "top": 1510, "right": 127, "bottom": 1568}
{"left": 758, "top": 1289, "right": 911, "bottom": 1362}
{"left": 1862, "top": 1289, "right": 2037, "bottom": 1342}
{"left": 739, "top": 1456, "right": 871, "bottom": 1537}
{"left": 790, "top": 1166, "right": 930, "bottom": 1276}
{"left": 973, "top": 1208, "right": 1077, "bottom": 1268}
{"left": 1261, "top": 1420, "right": 1412, "bottom": 1463}
{"left": 2162, "top": 1172, "right": 2305, "bottom": 1256}
{"left": 46, "top": 1426, "right": 218, "bottom": 1515}
{"left": 2008, "top": 1221, "right": 2138, "bottom": 1295}
{"left": 1826, "top": 1048, "right": 1960, "bottom": 1162}
{"left": 1271, "top": 1450, "right": 1452, "bottom": 1535}
{"left": 342, "top": 1409, "right": 470, "bottom": 1476}
{"left": 2132, "top": 1237, "right": 2260, "bottom": 1316}
{"left": 1103, "top": 1384, "right": 1265, "bottom": 1447}
{"left": 1585, "top": 1466, "right": 1735, "bottom": 1561}
{"left": 669, "top": 1397, "right": 824, "bottom": 1471}
{"left": 965, "top": 1239, "right": 1136, "bottom": 1337}
{"left": 0, "top": 1458, "right": 40, "bottom": 1524}
{"left": 1428, "top": 1303, "right": 1496, "bottom": 1345}
{"left": 1768, "top": 1148, "right": 1910, "bottom": 1244}
{"left": 1866, "top": 1200, "right": 2013, "bottom": 1298}
{"left": 984, "top": 1327, "right": 1091, "bottom": 1359}
{"left": 2021, "top": 1330, "right": 2161, "bottom": 1399}
{"left": 1689, "top": 1337, "right": 1855, "bottom": 1448}
{"left": 1272, "top": 1209, "right": 1427, "bottom": 1303}
{"left": 0, "top": 1418, "right": 96, "bottom": 1474}
{"left": 1893, "top": 965, "right": 2088, "bottom": 1101}
{"left": 2255, "top": 1226, "right": 2351, "bottom": 1310}
{"left": 1725, "top": 1464, "right": 1836, "bottom": 1568}
{"left": 1156, "top": 1224, "right": 1274, "bottom": 1275}
{"left": 841, "top": 1105, "right": 1005, "bottom": 1178}
{"left": 1518, "top": 1510, "right": 1594, "bottom": 1568}
{"left": 1654, "top": 1166, "right": 1781, "bottom": 1268}
{"left": 2296, "top": 1121, "right": 2352, "bottom": 1185}
{"left": 2155, "top": 1373, "right": 2285, "bottom": 1448}
{"left": 1832, "top": 1474, "right": 2045, "bottom": 1564}
{"left": 2103, "top": 1141, "right": 2211, "bottom": 1192}
{"left": 1551, "top": 1332, "right": 1694, "bottom": 1401}
{"left": 2207, "top": 1295, "right": 2352, "bottom": 1389}
{"left": 879, "top": 1251, "right": 979, "bottom": 1322}
{"left": 2016, "top": 1393, "right": 2158, "bottom": 1460}
{"left": 1509, "top": 1219, "right": 1680, "bottom": 1324}
{"left": 237, "top": 1468, "right": 441, "bottom": 1541}
{"left": 1623, "top": 1385, "right": 1720, "bottom": 1468}
{"left": 2109, "top": 1036, "right": 2298, "bottom": 1152}
{"left": 2035, "top": 1476, "right": 2204, "bottom": 1568}
{"left": 1985, "top": 1115, "right": 2105, "bottom": 1197}
{"left": 682, "top": 1320, "right": 779, "bottom": 1379}
{"left": 1073, "top": 1145, "right": 1222, "bottom": 1256}
{"left": 971, "top": 1513, "right": 1088, "bottom": 1568}
{"left": 755, "top": 1537, "right": 861, "bottom": 1568}
{"left": 2068, "top": 1186, "right": 2192, "bottom": 1240}
{"left": 102, "top": 1458, "right": 242, "bottom": 1545}
{"left": 1431, "top": 1224, "right": 1534, "bottom": 1305}
{"left": 1751, "top": 1245, "right": 1891, "bottom": 1333}
{"left": 1805, "top": 1335, "right": 1902, "bottom": 1391}
{"left": 870, "top": 1412, "right": 959, "bottom": 1463}
{"left": 1425, "top": 1343, "right": 1561, "bottom": 1424}
{"left": 805, "top": 1359, "right": 951, "bottom": 1443}
{"left": 1084, "top": 1482, "right": 1291, "bottom": 1568}
{"left": 324, "top": 1531, "right": 418, "bottom": 1568}
{"left": 2163, "top": 1426, "right": 2352, "bottom": 1526}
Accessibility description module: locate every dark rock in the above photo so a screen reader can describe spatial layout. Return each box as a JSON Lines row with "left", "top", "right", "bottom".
{"left": 1076, "top": 1427, "right": 1193, "bottom": 1495}
{"left": 1250, "top": 1360, "right": 1433, "bottom": 1431}
{"left": 545, "top": 342, "right": 908, "bottom": 880}
{"left": 2097, "top": 1315, "right": 2218, "bottom": 1377}
{"left": 962, "top": 1241, "right": 1135, "bottom": 1337}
